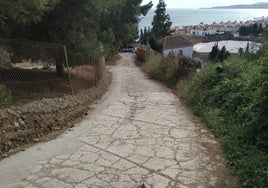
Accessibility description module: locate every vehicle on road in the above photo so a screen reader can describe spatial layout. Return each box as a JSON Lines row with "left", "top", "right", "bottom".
{"left": 120, "top": 45, "right": 136, "bottom": 53}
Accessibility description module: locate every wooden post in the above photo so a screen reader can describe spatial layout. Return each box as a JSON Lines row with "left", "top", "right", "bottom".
{"left": 93, "top": 52, "right": 97, "bottom": 87}
{"left": 63, "top": 45, "right": 74, "bottom": 95}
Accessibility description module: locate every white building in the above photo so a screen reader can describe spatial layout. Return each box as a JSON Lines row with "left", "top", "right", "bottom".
{"left": 194, "top": 40, "right": 261, "bottom": 54}
{"left": 162, "top": 36, "right": 193, "bottom": 58}
{"left": 190, "top": 29, "right": 217, "bottom": 36}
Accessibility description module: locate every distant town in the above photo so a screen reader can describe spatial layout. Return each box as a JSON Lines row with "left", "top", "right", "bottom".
{"left": 173, "top": 16, "right": 268, "bottom": 37}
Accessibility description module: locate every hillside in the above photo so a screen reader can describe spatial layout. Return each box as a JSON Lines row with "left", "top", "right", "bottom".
{"left": 203, "top": 2, "right": 268, "bottom": 9}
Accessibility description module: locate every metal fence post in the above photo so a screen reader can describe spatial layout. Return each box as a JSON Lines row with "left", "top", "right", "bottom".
{"left": 63, "top": 45, "right": 74, "bottom": 95}
{"left": 93, "top": 52, "right": 97, "bottom": 87}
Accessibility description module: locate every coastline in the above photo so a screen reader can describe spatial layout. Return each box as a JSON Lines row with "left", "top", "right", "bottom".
{"left": 201, "top": 2, "right": 268, "bottom": 9}
{"left": 139, "top": 8, "right": 268, "bottom": 29}
{"left": 200, "top": 7, "right": 268, "bottom": 9}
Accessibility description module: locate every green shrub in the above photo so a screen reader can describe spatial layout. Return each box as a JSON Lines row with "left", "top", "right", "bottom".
{"left": 0, "top": 49, "right": 12, "bottom": 69}
{"left": 0, "top": 84, "right": 12, "bottom": 108}
{"left": 180, "top": 50, "right": 268, "bottom": 187}
{"left": 142, "top": 54, "right": 198, "bottom": 87}
{"left": 142, "top": 54, "right": 177, "bottom": 87}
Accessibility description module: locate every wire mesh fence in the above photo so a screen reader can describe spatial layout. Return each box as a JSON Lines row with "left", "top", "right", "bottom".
{"left": 0, "top": 38, "right": 105, "bottom": 107}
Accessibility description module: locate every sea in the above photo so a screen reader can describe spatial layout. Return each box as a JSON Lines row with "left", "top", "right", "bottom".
{"left": 139, "top": 9, "right": 268, "bottom": 29}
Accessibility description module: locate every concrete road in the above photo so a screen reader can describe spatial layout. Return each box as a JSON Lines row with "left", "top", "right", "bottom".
{"left": 0, "top": 53, "right": 236, "bottom": 188}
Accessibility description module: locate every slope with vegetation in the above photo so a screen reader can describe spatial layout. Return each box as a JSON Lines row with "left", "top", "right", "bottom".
{"left": 180, "top": 35, "right": 268, "bottom": 187}
{"left": 142, "top": 33, "right": 268, "bottom": 187}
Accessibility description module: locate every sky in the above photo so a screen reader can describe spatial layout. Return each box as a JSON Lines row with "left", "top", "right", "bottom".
{"left": 141, "top": 0, "right": 268, "bottom": 9}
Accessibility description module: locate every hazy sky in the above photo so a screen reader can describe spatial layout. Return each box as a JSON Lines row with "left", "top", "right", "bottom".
{"left": 142, "top": 0, "right": 268, "bottom": 9}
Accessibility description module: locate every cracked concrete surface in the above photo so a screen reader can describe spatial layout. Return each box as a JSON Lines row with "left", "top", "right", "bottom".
{"left": 0, "top": 53, "right": 237, "bottom": 188}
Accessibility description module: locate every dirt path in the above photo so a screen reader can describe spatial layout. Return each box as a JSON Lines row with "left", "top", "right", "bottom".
{"left": 0, "top": 53, "right": 237, "bottom": 188}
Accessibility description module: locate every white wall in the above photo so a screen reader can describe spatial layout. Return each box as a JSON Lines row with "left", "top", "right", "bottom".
{"left": 190, "top": 30, "right": 203, "bottom": 36}
{"left": 193, "top": 40, "right": 261, "bottom": 54}
{"left": 163, "top": 46, "right": 193, "bottom": 58}
{"left": 190, "top": 30, "right": 217, "bottom": 36}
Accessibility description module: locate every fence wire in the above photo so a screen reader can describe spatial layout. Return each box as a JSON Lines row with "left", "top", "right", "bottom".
{"left": 0, "top": 38, "right": 104, "bottom": 107}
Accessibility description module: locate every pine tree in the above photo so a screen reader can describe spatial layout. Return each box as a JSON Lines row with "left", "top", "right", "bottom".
{"left": 140, "top": 29, "right": 144, "bottom": 43}
{"left": 209, "top": 43, "right": 230, "bottom": 62}
{"left": 151, "top": 0, "right": 172, "bottom": 39}
{"left": 217, "top": 46, "right": 230, "bottom": 61}
{"left": 140, "top": 27, "right": 151, "bottom": 45}
{"left": 209, "top": 42, "right": 219, "bottom": 60}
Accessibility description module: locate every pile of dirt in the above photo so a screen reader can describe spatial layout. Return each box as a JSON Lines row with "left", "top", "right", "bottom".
{"left": 0, "top": 70, "right": 112, "bottom": 159}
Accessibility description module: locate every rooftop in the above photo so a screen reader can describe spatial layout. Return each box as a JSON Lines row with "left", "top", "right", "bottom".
{"left": 163, "top": 36, "right": 193, "bottom": 50}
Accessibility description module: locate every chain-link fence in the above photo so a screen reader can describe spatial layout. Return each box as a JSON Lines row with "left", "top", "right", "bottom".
{"left": 0, "top": 38, "right": 105, "bottom": 107}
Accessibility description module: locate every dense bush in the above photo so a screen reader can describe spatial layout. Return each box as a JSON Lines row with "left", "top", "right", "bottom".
{"left": 142, "top": 54, "right": 199, "bottom": 87}
{"left": 239, "top": 23, "right": 262, "bottom": 36}
{"left": 180, "top": 38, "right": 268, "bottom": 187}
{"left": 0, "top": 84, "right": 12, "bottom": 108}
